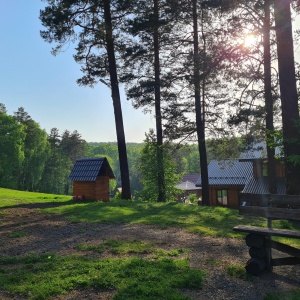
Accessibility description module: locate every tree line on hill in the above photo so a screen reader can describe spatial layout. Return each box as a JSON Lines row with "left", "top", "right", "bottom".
{"left": 39, "top": 0, "right": 300, "bottom": 201}
{"left": 0, "top": 104, "right": 246, "bottom": 197}
{"left": 0, "top": 105, "right": 86, "bottom": 194}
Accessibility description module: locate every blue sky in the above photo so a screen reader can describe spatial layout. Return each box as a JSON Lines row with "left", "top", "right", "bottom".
{"left": 1, "top": 2, "right": 300, "bottom": 143}
{"left": 0, "top": 1, "right": 154, "bottom": 143}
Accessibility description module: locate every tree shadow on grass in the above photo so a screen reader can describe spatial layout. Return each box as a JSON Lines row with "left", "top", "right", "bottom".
{"left": 0, "top": 199, "right": 75, "bottom": 210}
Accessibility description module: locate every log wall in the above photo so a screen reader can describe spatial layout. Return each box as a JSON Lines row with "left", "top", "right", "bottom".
{"left": 253, "top": 160, "right": 285, "bottom": 178}
{"left": 209, "top": 186, "right": 243, "bottom": 209}
{"left": 73, "top": 176, "right": 110, "bottom": 201}
{"left": 95, "top": 176, "right": 110, "bottom": 202}
{"left": 73, "top": 181, "right": 95, "bottom": 200}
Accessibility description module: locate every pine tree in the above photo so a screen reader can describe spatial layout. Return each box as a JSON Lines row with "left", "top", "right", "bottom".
{"left": 0, "top": 103, "right": 7, "bottom": 113}
{"left": 122, "top": 0, "right": 179, "bottom": 202}
{"left": 191, "top": 0, "right": 209, "bottom": 205}
{"left": 40, "top": 0, "right": 132, "bottom": 199}
{"left": 38, "top": 128, "right": 70, "bottom": 194}
{"left": 263, "top": 0, "right": 277, "bottom": 194}
{"left": 139, "top": 130, "right": 181, "bottom": 202}
{"left": 274, "top": 0, "right": 300, "bottom": 194}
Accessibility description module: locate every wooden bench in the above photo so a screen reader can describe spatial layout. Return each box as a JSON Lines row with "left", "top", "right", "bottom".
{"left": 233, "top": 193, "right": 300, "bottom": 275}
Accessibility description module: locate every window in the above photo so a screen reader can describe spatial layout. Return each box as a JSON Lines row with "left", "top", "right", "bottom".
{"left": 262, "top": 161, "right": 268, "bottom": 177}
{"left": 216, "top": 190, "right": 228, "bottom": 206}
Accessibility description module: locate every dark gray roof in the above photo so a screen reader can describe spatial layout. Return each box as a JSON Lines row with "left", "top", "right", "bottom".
{"left": 196, "top": 160, "right": 253, "bottom": 186}
{"left": 68, "top": 158, "right": 115, "bottom": 181}
{"left": 242, "top": 177, "right": 286, "bottom": 194}
{"left": 239, "top": 141, "right": 282, "bottom": 160}
{"left": 176, "top": 180, "right": 201, "bottom": 191}
{"left": 181, "top": 174, "right": 200, "bottom": 184}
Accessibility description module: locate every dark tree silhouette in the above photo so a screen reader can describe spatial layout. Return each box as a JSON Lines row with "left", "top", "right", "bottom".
{"left": 192, "top": 0, "right": 210, "bottom": 205}
{"left": 274, "top": 0, "right": 300, "bottom": 194}
{"left": 40, "top": 0, "right": 132, "bottom": 199}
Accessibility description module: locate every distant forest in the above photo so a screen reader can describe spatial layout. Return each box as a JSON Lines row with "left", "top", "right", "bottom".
{"left": 0, "top": 104, "right": 245, "bottom": 196}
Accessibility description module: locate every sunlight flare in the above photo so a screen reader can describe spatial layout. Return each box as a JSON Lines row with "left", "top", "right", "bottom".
{"left": 243, "top": 34, "right": 256, "bottom": 48}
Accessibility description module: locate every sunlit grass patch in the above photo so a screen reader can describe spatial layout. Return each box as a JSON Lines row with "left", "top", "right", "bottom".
{"left": 103, "top": 239, "right": 155, "bottom": 255}
{"left": 0, "top": 254, "right": 205, "bottom": 300}
{"left": 77, "top": 239, "right": 155, "bottom": 255}
{"left": 76, "top": 239, "right": 191, "bottom": 259}
{"left": 188, "top": 225, "right": 221, "bottom": 237}
{"left": 0, "top": 188, "right": 70, "bottom": 208}
{"left": 0, "top": 187, "right": 283, "bottom": 240}
{"left": 42, "top": 199, "right": 258, "bottom": 238}
{"left": 227, "top": 265, "right": 254, "bottom": 282}
{"left": 152, "top": 248, "right": 191, "bottom": 259}
{"left": 272, "top": 236, "right": 300, "bottom": 248}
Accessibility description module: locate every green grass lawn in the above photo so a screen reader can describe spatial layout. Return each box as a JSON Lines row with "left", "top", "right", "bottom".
{"left": 1, "top": 187, "right": 299, "bottom": 240}
{"left": 0, "top": 187, "right": 260, "bottom": 238}
{"left": 0, "top": 188, "right": 299, "bottom": 300}
{"left": 0, "top": 254, "right": 205, "bottom": 300}
{"left": 0, "top": 188, "right": 70, "bottom": 207}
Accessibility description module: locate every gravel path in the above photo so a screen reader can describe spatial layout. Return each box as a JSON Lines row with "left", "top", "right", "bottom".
{"left": 0, "top": 205, "right": 299, "bottom": 299}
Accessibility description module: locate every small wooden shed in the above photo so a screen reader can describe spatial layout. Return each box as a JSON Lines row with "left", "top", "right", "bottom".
{"left": 68, "top": 158, "right": 115, "bottom": 202}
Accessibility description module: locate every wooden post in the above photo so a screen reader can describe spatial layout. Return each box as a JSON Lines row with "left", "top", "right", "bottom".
{"left": 265, "top": 238, "right": 273, "bottom": 271}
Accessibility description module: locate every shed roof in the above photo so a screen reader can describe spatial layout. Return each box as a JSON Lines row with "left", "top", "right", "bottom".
{"left": 242, "top": 177, "right": 286, "bottom": 194}
{"left": 181, "top": 174, "right": 200, "bottom": 184}
{"left": 196, "top": 160, "right": 253, "bottom": 186}
{"left": 68, "top": 158, "right": 115, "bottom": 181}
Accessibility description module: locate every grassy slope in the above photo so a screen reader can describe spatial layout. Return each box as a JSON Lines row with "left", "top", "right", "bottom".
{"left": 0, "top": 188, "right": 70, "bottom": 207}
{"left": 0, "top": 188, "right": 299, "bottom": 300}
{"left": 1, "top": 188, "right": 299, "bottom": 240}
{"left": 0, "top": 187, "right": 259, "bottom": 238}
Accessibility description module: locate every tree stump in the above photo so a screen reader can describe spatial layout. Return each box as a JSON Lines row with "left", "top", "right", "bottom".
{"left": 245, "top": 258, "right": 266, "bottom": 276}
{"left": 249, "top": 246, "right": 266, "bottom": 259}
{"left": 245, "top": 233, "right": 265, "bottom": 248}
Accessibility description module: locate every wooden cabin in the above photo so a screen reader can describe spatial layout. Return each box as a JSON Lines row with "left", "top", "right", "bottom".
{"left": 68, "top": 158, "right": 115, "bottom": 201}
{"left": 195, "top": 160, "right": 253, "bottom": 209}
{"left": 239, "top": 141, "right": 286, "bottom": 194}
{"left": 195, "top": 142, "right": 286, "bottom": 208}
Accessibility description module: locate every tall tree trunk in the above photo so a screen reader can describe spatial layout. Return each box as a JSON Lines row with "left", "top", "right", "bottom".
{"left": 153, "top": 0, "right": 166, "bottom": 202}
{"left": 192, "top": 0, "right": 210, "bottom": 205}
{"left": 264, "top": 0, "right": 277, "bottom": 194}
{"left": 103, "top": 0, "right": 131, "bottom": 199}
{"left": 201, "top": 8, "right": 206, "bottom": 132}
{"left": 274, "top": 0, "right": 300, "bottom": 194}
